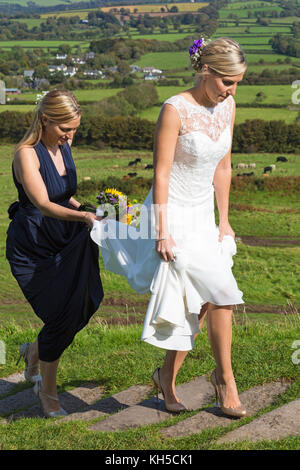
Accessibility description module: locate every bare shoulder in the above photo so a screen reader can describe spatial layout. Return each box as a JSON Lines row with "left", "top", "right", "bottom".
{"left": 13, "top": 145, "right": 40, "bottom": 182}
{"left": 14, "top": 145, "right": 39, "bottom": 166}
{"left": 159, "top": 100, "right": 180, "bottom": 126}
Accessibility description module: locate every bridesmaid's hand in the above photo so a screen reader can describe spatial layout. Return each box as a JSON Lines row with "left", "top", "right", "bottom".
{"left": 218, "top": 221, "right": 235, "bottom": 242}
{"left": 83, "top": 212, "right": 97, "bottom": 229}
{"left": 156, "top": 235, "right": 176, "bottom": 262}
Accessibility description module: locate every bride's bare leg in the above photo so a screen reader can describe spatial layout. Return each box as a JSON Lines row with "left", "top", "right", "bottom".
{"left": 158, "top": 303, "right": 208, "bottom": 404}
{"left": 206, "top": 303, "right": 242, "bottom": 408}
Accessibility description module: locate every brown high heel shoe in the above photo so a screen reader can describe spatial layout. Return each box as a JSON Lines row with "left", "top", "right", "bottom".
{"left": 210, "top": 369, "right": 247, "bottom": 418}
{"left": 152, "top": 368, "right": 187, "bottom": 413}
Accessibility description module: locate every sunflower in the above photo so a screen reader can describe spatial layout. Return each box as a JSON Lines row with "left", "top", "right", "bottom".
{"left": 104, "top": 188, "right": 124, "bottom": 198}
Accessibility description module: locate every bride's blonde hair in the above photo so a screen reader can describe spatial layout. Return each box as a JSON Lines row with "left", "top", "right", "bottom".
{"left": 16, "top": 89, "right": 81, "bottom": 151}
{"left": 195, "top": 37, "right": 247, "bottom": 77}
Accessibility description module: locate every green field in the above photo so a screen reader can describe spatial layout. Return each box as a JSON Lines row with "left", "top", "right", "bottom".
{"left": 0, "top": 40, "right": 90, "bottom": 50}
{"left": 139, "top": 105, "right": 298, "bottom": 125}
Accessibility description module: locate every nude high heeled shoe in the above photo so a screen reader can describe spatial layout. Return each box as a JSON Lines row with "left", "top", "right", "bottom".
{"left": 16, "top": 342, "right": 42, "bottom": 384}
{"left": 210, "top": 369, "right": 247, "bottom": 418}
{"left": 152, "top": 368, "right": 187, "bottom": 413}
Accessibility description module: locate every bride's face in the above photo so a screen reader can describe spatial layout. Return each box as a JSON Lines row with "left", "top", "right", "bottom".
{"left": 204, "top": 68, "right": 244, "bottom": 104}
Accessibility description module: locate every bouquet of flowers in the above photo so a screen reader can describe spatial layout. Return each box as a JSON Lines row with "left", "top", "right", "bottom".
{"left": 96, "top": 188, "right": 139, "bottom": 226}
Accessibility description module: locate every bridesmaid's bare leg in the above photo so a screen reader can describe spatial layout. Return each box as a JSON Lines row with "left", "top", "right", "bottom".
{"left": 158, "top": 303, "right": 209, "bottom": 404}
{"left": 39, "top": 356, "right": 61, "bottom": 413}
{"left": 27, "top": 340, "right": 39, "bottom": 377}
{"left": 206, "top": 303, "right": 242, "bottom": 408}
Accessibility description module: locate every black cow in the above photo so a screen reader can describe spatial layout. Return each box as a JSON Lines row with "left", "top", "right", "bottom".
{"left": 128, "top": 172, "right": 137, "bottom": 177}
{"left": 144, "top": 164, "right": 153, "bottom": 170}
{"left": 263, "top": 166, "right": 272, "bottom": 173}
{"left": 276, "top": 156, "right": 288, "bottom": 162}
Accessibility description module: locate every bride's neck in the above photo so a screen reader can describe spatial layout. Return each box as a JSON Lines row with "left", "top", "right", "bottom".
{"left": 192, "top": 80, "right": 216, "bottom": 108}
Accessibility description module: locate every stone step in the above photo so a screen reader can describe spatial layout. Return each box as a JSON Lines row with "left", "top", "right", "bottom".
{"left": 0, "top": 373, "right": 25, "bottom": 398}
{"left": 0, "top": 386, "right": 36, "bottom": 417}
{"left": 58, "top": 384, "right": 153, "bottom": 423}
{"left": 217, "top": 398, "right": 300, "bottom": 444}
{"left": 161, "top": 381, "right": 291, "bottom": 438}
{"left": 6, "top": 382, "right": 104, "bottom": 420}
{"left": 88, "top": 375, "right": 215, "bottom": 432}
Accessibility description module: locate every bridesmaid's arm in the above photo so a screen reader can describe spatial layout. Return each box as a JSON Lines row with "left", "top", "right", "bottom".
{"left": 213, "top": 99, "right": 236, "bottom": 241}
{"left": 68, "top": 197, "right": 81, "bottom": 210}
{"left": 13, "top": 147, "right": 96, "bottom": 228}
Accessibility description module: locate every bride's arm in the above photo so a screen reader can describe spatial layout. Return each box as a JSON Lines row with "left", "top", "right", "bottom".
{"left": 213, "top": 100, "right": 236, "bottom": 241}
{"left": 153, "top": 104, "right": 180, "bottom": 261}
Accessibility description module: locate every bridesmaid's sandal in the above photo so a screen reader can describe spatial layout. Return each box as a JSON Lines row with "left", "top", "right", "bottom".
{"left": 33, "top": 381, "right": 67, "bottom": 418}
{"left": 16, "top": 342, "right": 42, "bottom": 384}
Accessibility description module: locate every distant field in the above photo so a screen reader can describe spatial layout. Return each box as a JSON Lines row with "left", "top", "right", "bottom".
{"left": 101, "top": 2, "right": 208, "bottom": 13}
{"left": 139, "top": 105, "right": 298, "bottom": 125}
{"left": 0, "top": 0, "right": 85, "bottom": 5}
{"left": 0, "top": 40, "right": 90, "bottom": 50}
{"left": 4, "top": 88, "right": 122, "bottom": 105}
{"left": 134, "top": 51, "right": 190, "bottom": 70}
{"left": 219, "top": 5, "right": 284, "bottom": 19}
{"left": 134, "top": 50, "right": 299, "bottom": 71}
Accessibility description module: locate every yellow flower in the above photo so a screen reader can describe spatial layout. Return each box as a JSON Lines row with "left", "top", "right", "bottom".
{"left": 105, "top": 188, "right": 124, "bottom": 198}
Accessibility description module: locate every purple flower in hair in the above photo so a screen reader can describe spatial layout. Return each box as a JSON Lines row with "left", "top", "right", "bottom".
{"left": 189, "top": 38, "right": 206, "bottom": 56}
{"left": 189, "top": 44, "right": 198, "bottom": 56}
{"left": 194, "top": 39, "right": 203, "bottom": 48}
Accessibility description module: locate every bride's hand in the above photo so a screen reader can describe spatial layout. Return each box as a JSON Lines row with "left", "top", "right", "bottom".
{"left": 218, "top": 221, "right": 235, "bottom": 242}
{"left": 156, "top": 235, "right": 176, "bottom": 262}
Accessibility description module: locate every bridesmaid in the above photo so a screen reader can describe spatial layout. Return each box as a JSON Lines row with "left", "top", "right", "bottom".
{"left": 6, "top": 90, "right": 104, "bottom": 417}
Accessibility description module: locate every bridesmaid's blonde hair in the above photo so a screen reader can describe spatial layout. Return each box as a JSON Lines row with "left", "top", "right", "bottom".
{"left": 16, "top": 89, "right": 81, "bottom": 151}
{"left": 195, "top": 37, "right": 247, "bottom": 77}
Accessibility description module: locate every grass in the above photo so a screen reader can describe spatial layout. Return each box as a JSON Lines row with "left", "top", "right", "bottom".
{"left": 139, "top": 105, "right": 298, "bottom": 125}
{"left": 0, "top": 313, "right": 299, "bottom": 449}
{"left": 101, "top": 3, "right": 209, "bottom": 13}
{"left": 1, "top": 145, "right": 299, "bottom": 318}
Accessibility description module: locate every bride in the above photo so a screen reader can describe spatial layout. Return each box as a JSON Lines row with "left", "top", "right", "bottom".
{"left": 91, "top": 36, "right": 247, "bottom": 417}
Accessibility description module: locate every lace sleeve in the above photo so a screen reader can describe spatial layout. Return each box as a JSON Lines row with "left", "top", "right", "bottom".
{"left": 163, "top": 96, "right": 187, "bottom": 136}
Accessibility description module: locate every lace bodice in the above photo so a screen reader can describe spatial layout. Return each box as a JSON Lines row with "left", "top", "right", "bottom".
{"left": 164, "top": 94, "right": 234, "bottom": 206}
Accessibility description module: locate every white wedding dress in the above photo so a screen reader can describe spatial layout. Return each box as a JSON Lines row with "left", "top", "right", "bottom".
{"left": 91, "top": 93, "right": 244, "bottom": 351}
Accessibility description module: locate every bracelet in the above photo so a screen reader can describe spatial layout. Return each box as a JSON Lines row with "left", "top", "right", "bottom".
{"left": 156, "top": 237, "right": 169, "bottom": 242}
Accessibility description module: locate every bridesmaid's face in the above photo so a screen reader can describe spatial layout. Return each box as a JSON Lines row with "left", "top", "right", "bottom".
{"left": 204, "top": 68, "right": 244, "bottom": 104}
{"left": 42, "top": 115, "right": 81, "bottom": 146}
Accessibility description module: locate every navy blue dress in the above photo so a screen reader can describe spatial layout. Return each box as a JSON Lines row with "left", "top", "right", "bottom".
{"left": 6, "top": 141, "right": 104, "bottom": 362}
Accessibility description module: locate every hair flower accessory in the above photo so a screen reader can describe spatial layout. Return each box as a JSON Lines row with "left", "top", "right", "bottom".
{"left": 189, "top": 37, "right": 211, "bottom": 70}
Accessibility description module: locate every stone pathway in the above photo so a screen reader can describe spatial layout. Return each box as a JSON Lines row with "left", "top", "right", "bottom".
{"left": 0, "top": 371, "right": 298, "bottom": 446}
{"left": 161, "top": 381, "right": 290, "bottom": 438}
{"left": 217, "top": 399, "right": 300, "bottom": 444}
{"left": 88, "top": 376, "right": 214, "bottom": 432}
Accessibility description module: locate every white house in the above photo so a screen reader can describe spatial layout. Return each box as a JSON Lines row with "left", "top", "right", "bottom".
{"left": 144, "top": 73, "right": 159, "bottom": 81}
{"left": 72, "top": 57, "right": 86, "bottom": 65}
{"left": 56, "top": 54, "right": 67, "bottom": 60}
{"left": 83, "top": 70, "right": 103, "bottom": 78}
{"left": 24, "top": 70, "right": 35, "bottom": 80}
{"left": 85, "top": 52, "right": 95, "bottom": 60}
{"left": 48, "top": 64, "right": 67, "bottom": 75}
{"left": 65, "top": 66, "right": 77, "bottom": 77}
{"left": 143, "top": 67, "right": 162, "bottom": 74}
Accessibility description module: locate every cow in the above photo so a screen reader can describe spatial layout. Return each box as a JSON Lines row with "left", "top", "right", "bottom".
{"left": 276, "top": 156, "right": 288, "bottom": 162}
{"left": 263, "top": 166, "right": 273, "bottom": 173}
